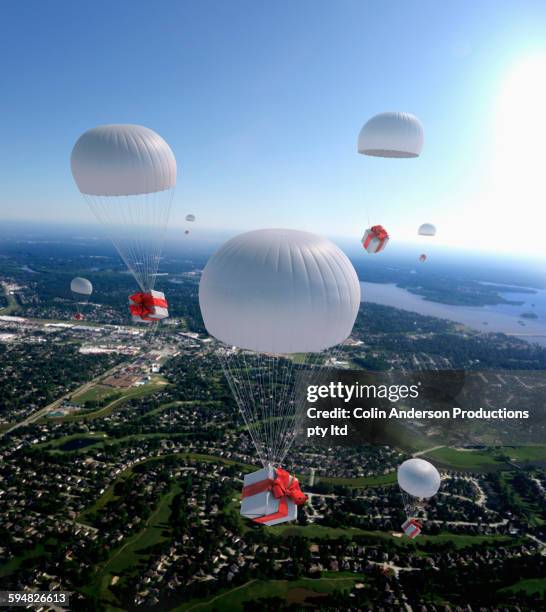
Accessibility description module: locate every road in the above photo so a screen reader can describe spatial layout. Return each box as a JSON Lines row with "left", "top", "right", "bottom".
{"left": 0, "top": 361, "right": 129, "bottom": 438}
{"left": 412, "top": 445, "right": 445, "bottom": 457}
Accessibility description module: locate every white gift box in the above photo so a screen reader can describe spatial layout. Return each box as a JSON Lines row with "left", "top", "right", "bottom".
{"left": 402, "top": 518, "right": 421, "bottom": 539}
{"left": 129, "top": 290, "right": 169, "bottom": 322}
{"left": 240, "top": 465, "right": 298, "bottom": 526}
{"left": 362, "top": 228, "right": 389, "bottom": 253}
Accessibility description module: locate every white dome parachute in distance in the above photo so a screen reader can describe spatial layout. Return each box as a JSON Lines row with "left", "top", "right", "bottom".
{"left": 199, "top": 229, "right": 361, "bottom": 355}
{"left": 70, "top": 277, "right": 93, "bottom": 297}
{"left": 199, "top": 229, "right": 361, "bottom": 466}
{"left": 398, "top": 458, "right": 441, "bottom": 498}
{"left": 185, "top": 214, "right": 196, "bottom": 222}
{"left": 358, "top": 112, "right": 424, "bottom": 158}
{"left": 71, "top": 124, "right": 176, "bottom": 292}
{"left": 70, "top": 276, "right": 93, "bottom": 318}
{"left": 418, "top": 223, "right": 436, "bottom": 237}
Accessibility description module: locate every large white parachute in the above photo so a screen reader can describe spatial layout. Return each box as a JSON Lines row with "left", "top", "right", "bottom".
{"left": 200, "top": 229, "right": 360, "bottom": 354}
{"left": 358, "top": 112, "right": 424, "bottom": 158}
{"left": 199, "top": 229, "right": 360, "bottom": 465}
{"left": 71, "top": 124, "right": 176, "bottom": 292}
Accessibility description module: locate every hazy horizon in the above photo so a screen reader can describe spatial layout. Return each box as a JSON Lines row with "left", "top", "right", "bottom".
{"left": 2, "top": 1, "right": 546, "bottom": 256}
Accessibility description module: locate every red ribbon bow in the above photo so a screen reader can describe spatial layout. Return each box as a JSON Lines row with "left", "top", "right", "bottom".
{"left": 270, "top": 467, "right": 308, "bottom": 505}
{"left": 370, "top": 224, "right": 389, "bottom": 240}
{"left": 129, "top": 292, "right": 155, "bottom": 319}
{"left": 129, "top": 292, "right": 168, "bottom": 321}
{"left": 241, "top": 466, "right": 308, "bottom": 524}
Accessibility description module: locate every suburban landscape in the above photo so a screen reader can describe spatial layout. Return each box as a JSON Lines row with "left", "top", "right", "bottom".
{"left": 0, "top": 234, "right": 545, "bottom": 611}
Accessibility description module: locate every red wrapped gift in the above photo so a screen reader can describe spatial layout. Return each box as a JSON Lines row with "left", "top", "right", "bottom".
{"left": 362, "top": 225, "right": 389, "bottom": 254}
{"left": 129, "top": 290, "right": 169, "bottom": 323}
{"left": 402, "top": 518, "right": 421, "bottom": 539}
{"left": 240, "top": 466, "right": 307, "bottom": 526}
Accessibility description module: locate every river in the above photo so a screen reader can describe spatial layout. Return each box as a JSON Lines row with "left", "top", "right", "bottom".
{"left": 360, "top": 281, "right": 546, "bottom": 346}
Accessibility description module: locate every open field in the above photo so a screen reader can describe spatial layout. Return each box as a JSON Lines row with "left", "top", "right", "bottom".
{"left": 271, "top": 524, "right": 515, "bottom": 549}
{"left": 47, "top": 382, "right": 167, "bottom": 422}
{"left": 499, "top": 577, "right": 546, "bottom": 597}
{"left": 422, "top": 447, "right": 509, "bottom": 471}
{"left": 0, "top": 542, "right": 47, "bottom": 579}
{"left": 72, "top": 384, "right": 121, "bottom": 404}
{"left": 175, "top": 573, "right": 360, "bottom": 611}
{"left": 0, "top": 290, "right": 19, "bottom": 315}
{"left": 317, "top": 471, "right": 397, "bottom": 488}
{"left": 503, "top": 445, "right": 546, "bottom": 463}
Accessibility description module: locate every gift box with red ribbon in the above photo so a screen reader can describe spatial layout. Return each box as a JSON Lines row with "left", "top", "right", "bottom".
{"left": 401, "top": 518, "right": 422, "bottom": 539}
{"left": 241, "top": 465, "right": 308, "bottom": 526}
{"left": 362, "top": 224, "right": 389, "bottom": 254}
{"left": 129, "top": 290, "right": 169, "bottom": 323}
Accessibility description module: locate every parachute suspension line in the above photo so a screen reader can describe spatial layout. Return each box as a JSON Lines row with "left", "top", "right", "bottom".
{"left": 278, "top": 342, "right": 347, "bottom": 467}
{"left": 84, "top": 194, "right": 143, "bottom": 291}
{"left": 400, "top": 489, "right": 424, "bottom": 520}
{"left": 84, "top": 188, "right": 174, "bottom": 293}
{"left": 273, "top": 353, "right": 309, "bottom": 465}
{"left": 270, "top": 352, "right": 291, "bottom": 466}
{"left": 242, "top": 350, "right": 269, "bottom": 462}
{"left": 247, "top": 351, "right": 267, "bottom": 460}
{"left": 216, "top": 340, "right": 350, "bottom": 468}
{"left": 218, "top": 349, "right": 267, "bottom": 466}
{"left": 225, "top": 350, "right": 267, "bottom": 463}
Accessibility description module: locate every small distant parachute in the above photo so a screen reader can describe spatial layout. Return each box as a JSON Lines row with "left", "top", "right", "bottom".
{"left": 362, "top": 225, "right": 389, "bottom": 254}
{"left": 70, "top": 277, "right": 93, "bottom": 320}
{"left": 71, "top": 277, "right": 93, "bottom": 298}
{"left": 397, "top": 458, "right": 441, "bottom": 538}
{"left": 358, "top": 112, "right": 424, "bottom": 158}
{"left": 398, "top": 458, "right": 441, "bottom": 498}
{"left": 418, "top": 223, "right": 436, "bottom": 237}
{"left": 185, "top": 214, "right": 196, "bottom": 222}
{"left": 419, "top": 254, "right": 427, "bottom": 263}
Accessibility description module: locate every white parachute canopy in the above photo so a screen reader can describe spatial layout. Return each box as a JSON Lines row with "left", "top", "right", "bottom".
{"left": 200, "top": 229, "right": 360, "bottom": 354}
{"left": 358, "top": 112, "right": 424, "bottom": 158}
{"left": 71, "top": 124, "right": 176, "bottom": 292}
{"left": 70, "top": 277, "right": 93, "bottom": 298}
{"left": 199, "top": 229, "right": 361, "bottom": 465}
{"left": 418, "top": 223, "right": 436, "bottom": 237}
{"left": 398, "top": 458, "right": 441, "bottom": 498}
{"left": 185, "top": 214, "right": 196, "bottom": 222}
{"left": 70, "top": 276, "right": 93, "bottom": 316}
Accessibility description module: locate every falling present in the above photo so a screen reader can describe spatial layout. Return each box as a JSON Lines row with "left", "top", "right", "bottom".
{"left": 240, "top": 465, "right": 307, "bottom": 526}
{"left": 402, "top": 518, "right": 422, "bottom": 539}
{"left": 129, "top": 290, "right": 169, "bottom": 323}
{"left": 362, "top": 225, "right": 389, "bottom": 254}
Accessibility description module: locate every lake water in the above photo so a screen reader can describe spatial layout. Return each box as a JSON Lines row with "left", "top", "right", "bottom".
{"left": 360, "top": 282, "right": 546, "bottom": 346}
{"left": 58, "top": 437, "right": 100, "bottom": 451}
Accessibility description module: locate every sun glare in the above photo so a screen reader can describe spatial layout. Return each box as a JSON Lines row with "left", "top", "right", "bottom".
{"left": 469, "top": 54, "right": 546, "bottom": 256}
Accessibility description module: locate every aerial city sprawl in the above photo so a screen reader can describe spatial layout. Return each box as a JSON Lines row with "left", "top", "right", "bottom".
{"left": 2, "top": 3, "right": 546, "bottom": 609}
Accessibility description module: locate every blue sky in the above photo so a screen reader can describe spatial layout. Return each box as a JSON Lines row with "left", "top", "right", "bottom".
{"left": 1, "top": 0, "right": 546, "bottom": 255}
